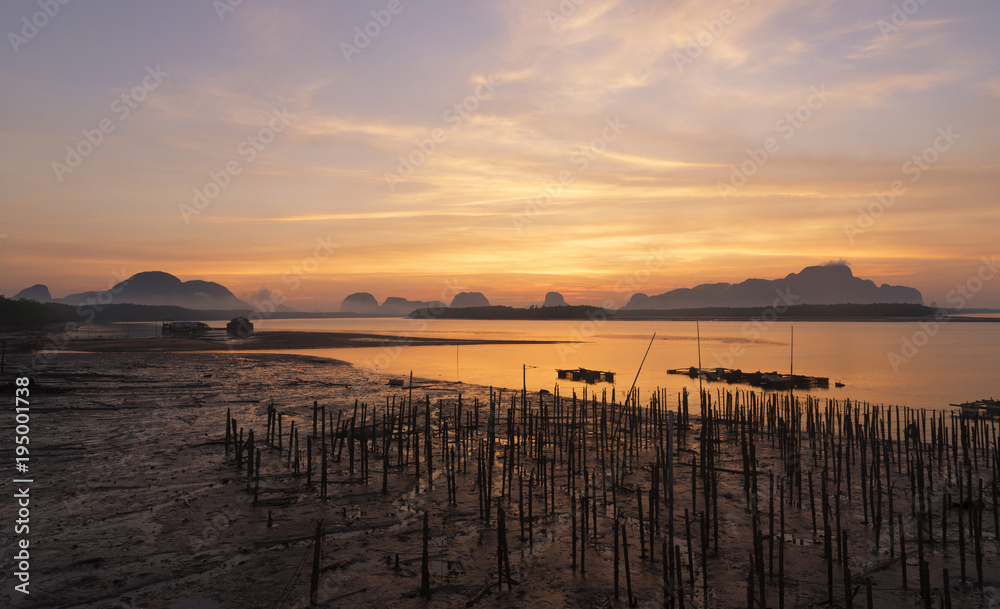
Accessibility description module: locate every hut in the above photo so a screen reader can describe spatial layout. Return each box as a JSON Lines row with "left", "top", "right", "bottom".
{"left": 161, "top": 320, "right": 209, "bottom": 338}
{"left": 226, "top": 316, "right": 253, "bottom": 339}
{"left": 555, "top": 368, "right": 615, "bottom": 384}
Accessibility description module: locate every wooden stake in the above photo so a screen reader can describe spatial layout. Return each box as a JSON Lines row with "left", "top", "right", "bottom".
{"left": 614, "top": 510, "right": 620, "bottom": 600}
{"left": 623, "top": 522, "right": 636, "bottom": 608}
{"left": 779, "top": 479, "right": 785, "bottom": 609}
{"left": 842, "top": 529, "right": 852, "bottom": 609}
{"left": 420, "top": 512, "right": 431, "bottom": 598}
{"left": 900, "top": 514, "right": 908, "bottom": 589}
{"left": 958, "top": 505, "right": 966, "bottom": 584}
{"left": 310, "top": 520, "right": 323, "bottom": 608}
{"left": 942, "top": 568, "right": 952, "bottom": 609}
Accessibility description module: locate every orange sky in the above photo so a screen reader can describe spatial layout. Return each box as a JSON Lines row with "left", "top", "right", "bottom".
{"left": 2, "top": 0, "right": 998, "bottom": 310}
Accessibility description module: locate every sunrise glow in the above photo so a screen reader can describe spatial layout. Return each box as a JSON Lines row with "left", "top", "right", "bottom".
{"left": 2, "top": 0, "right": 998, "bottom": 309}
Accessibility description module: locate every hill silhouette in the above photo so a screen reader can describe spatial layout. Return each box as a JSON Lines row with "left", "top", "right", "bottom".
{"left": 379, "top": 296, "right": 445, "bottom": 315}
{"left": 626, "top": 263, "right": 922, "bottom": 310}
{"left": 54, "top": 271, "right": 251, "bottom": 310}
{"left": 13, "top": 284, "right": 52, "bottom": 302}
{"left": 542, "top": 292, "right": 568, "bottom": 307}
{"left": 340, "top": 292, "right": 380, "bottom": 314}
{"left": 450, "top": 292, "right": 490, "bottom": 308}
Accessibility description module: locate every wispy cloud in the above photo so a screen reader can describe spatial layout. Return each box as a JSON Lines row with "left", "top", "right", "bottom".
{"left": 0, "top": 0, "right": 997, "bottom": 308}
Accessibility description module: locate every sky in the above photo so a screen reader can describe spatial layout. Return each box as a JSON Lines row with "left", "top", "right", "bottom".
{"left": 1, "top": 0, "right": 998, "bottom": 311}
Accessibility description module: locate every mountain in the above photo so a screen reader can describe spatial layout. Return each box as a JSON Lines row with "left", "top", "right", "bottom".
{"left": 340, "top": 292, "right": 380, "bottom": 314}
{"left": 450, "top": 292, "right": 490, "bottom": 308}
{"left": 57, "top": 271, "right": 251, "bottom": 310}
{"left": 14, "top": 284, "right": 52, "bottom": 302}
{"left": 625, "top": 264, "right": 923, "bottom": 310}
{"left": 339, "top": 294, "right": 448, "bottom": 315}
{"left": 379, "top": 296, "right": 445, "bottom": 316}
{"left": 542, "top": 292, "right": 568, "bottom": 307}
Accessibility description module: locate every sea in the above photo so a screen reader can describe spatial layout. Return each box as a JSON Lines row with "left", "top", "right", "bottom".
{"left": 92, "top": 316, "right": 998, "bottom": 411}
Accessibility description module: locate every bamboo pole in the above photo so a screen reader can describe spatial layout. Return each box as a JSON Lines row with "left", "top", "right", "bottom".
{"left": 420, "top": 512, "right": 431, "bottom": 598}
{"left": 310, "top": 520, "right": 323, "bottom": 608}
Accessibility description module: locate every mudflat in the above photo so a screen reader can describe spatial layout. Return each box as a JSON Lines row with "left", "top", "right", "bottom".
{"left": 5, "top": 349, "right": 999, "bottom": 609}
{"left": 62, "top": 330, "right": 560, "bottom": 353}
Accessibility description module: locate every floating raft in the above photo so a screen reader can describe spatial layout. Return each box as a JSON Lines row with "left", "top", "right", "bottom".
{"left": 556, "top": 368, "right": 615, "bottom": 384}
{"left": 952, "top": 398, "right": 1000, "bottom": 418}
{"left": 667, "top": 366, "right": 832, "bottom": 390}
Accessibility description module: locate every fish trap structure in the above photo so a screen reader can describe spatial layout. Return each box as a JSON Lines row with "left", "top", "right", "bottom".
{"left": 668, "top": 366, "right": 833, "bottom": 389}
{"left": 556, "top": 368, "right": 616, "bottom": 384}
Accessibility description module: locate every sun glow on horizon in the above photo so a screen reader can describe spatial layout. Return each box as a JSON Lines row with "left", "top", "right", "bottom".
{"left": 1, "top": 0, "right": 998, "bottom": 309}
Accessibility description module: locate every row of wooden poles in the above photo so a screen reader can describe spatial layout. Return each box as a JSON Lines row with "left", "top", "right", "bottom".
{"left": 221, "top": 381, "right": 998, "bottom": 608}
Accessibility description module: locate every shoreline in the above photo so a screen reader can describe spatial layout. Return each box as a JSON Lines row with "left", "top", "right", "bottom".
{"left": 607, "top": 314, "right": 1000, "bottom": 322}
{"left": 55, "top": 330, "right": 565, "bottom": 353}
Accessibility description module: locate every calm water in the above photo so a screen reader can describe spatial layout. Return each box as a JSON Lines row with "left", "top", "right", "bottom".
{"left": 195, "top": 317, "right": 1000, "bottom": 411}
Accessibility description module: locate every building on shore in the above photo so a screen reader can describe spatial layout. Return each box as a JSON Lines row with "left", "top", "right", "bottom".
{"left": 161, "top": 320, "right": 209, "bottom": 338}
{"left": 226, "top": 316, "right": 253, "bottom": 339}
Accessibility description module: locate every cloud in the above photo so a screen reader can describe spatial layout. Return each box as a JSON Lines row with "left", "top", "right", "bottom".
{"left": 1, "top": 1, "right": 998, "bottom": 308}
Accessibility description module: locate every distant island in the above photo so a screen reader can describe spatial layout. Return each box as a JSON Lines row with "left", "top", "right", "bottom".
{"left": 10, "top": 263, "right": 924, "bottom": 316}
{"left": 410, "top": 305, "right": 609, "bottom": 320}
{"left": 625, "top": 263, "right": 922, "bottom": 309}
{"left": 413, "top": 302, "right": 942, "bottom": 321}
{"left": 338, "top": 291, "right": 570, "bottom": 315}
{"left": 0, "top": 297, "right": 360, "bottom": 329}
{"left": 14, "top": 270, "right": 254, "bottom": 310}
{"left": 3, "top": 296, "right": 997, "bottom": 333}
{"left": 12, "top": 262, "right": 1000, "bottom": 330}
{"left": 340, "top": 292, "right": 447, "bottom": 316}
